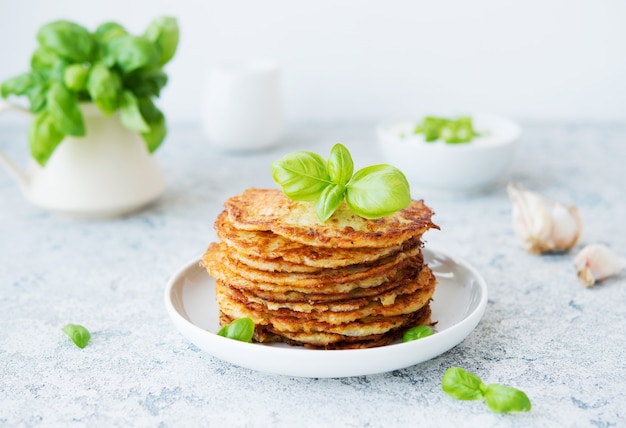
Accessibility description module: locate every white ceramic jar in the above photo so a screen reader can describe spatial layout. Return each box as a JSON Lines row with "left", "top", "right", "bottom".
{"left": 202, "top": 61, "right": 285, "bottom": 151}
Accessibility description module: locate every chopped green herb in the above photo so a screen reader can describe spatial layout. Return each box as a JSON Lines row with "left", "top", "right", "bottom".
{"left": 61, "top": 323, "right": 91, "bottom": 349}
{"left": 442, "top": 367, "right": 531, "bottom": 413}
{"left": 271, "top": 143, "right": 411, "bottom": 222}
{"left": 414, "top": 116, "right": 477, "bottom": 144}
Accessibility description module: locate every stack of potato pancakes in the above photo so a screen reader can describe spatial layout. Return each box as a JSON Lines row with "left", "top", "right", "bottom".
{"left": 201, "top": 188, "right": 439, "bottom": 349}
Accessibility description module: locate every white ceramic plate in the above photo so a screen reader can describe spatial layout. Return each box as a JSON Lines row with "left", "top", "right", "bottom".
{"left": 164, "top": 248, "right": 488, "bottom": 378}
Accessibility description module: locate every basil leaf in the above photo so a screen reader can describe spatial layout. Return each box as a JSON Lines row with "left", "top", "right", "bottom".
{"left": 26, "top": 78, "right": 49, "bottom": 113}
{"left": 137, "top": 97, "right": 166, "bottom": 152}
{"left": 402, "top": 325, "right": 434, "bottom": 342}
{"left": 87, "top": 64, "right": 121, "bottom": 116}
{"left": 441, "top": 367, "right": 485, "bottom": 401}
{"left": 108, "top": 35, "right": 159, "bottom": 74}
{"left": 1, "top": 72, "right": 36, "bottom": 98}
{"left": 484, "top": 384, "right": 532, "bottom": 413}
{"left": 271, "top": 151, "right": 331, "bottom": 201}
{"left": 95, "top": 22, "right": 128, "bottom": 44}
{"left": 123, "top": 69, "right": 168, "bottom": 97}
{"left": 144, "top": 17, "right": 179, "bottom": 67}
{"left": 345, "top": 164, "right": 411, "bottom": 219}
{"left": 327, "top": 143, "right": 353, "bottom": 186}
{"left": 30, "top": 46, "right": 60, "bottom": 73}
{"left": 63, "top": 64, "right": 90, "bottom": 91}
{"left": 29, "top": 111, "right": 65, "bottom": 165}
{"left": 316, "top": 183, "right": 346, "bottom": 222}
{"left": 1, "top": 72, "right": 48, "bottom": 113}
{"left": 46, "top": 82, "right": 84, "bottom": 136}
{"left": 119, "top": 91, "right": 150, "bottom": 133}
{"left": 37, "top": 21, "right": 95, "bottom": 63}
{"left": 217, "top": 318, "right": 255, "bottom": 342}
{"left": 61, "top": 323, "right": 91, "bottom": 349}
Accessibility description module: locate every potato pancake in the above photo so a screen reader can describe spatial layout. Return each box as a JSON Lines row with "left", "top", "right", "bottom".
{"left": 202, "top": 188, "right": 439, "bottom": 349}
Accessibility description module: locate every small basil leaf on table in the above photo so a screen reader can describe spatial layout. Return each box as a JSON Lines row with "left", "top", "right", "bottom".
{"left": 345, "top": 164, "right": 411, "bottom": 219}
{"left": 402, "top": 325, "right": 434, "bottom": 342}
{"left": 441, "top": 367, "right": 485, "bottom": 401}
{"left": 62, "top": 323, "right": 91, "bottom": 349}
{"left": 217, "top": 318, "right": 255, "bottom": 342}
{"left": 484, "top": 384, "right": 532, "bottom": 413}
{"left": 271, "top": 151, "right": 331, "bottom": 201}
{"left": 442, "top": 367, "right": 532, "bottom": 414}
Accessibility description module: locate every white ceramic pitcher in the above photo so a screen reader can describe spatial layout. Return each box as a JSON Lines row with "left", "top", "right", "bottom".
{"left": 0, "top": 101, "right": 165, "bottom": 218}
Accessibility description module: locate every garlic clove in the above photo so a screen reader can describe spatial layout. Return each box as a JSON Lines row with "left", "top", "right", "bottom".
{"left": 508, "top": 184, "right": 551, "bottom": 253}
{"left": 550, "top": 203, "right": 583, "bottom": 250}
{"left": 575, "top": 244, "right": 626, "bottom": 287}
{"left": 507, "top": 183, "right": 583, "bottom": 254}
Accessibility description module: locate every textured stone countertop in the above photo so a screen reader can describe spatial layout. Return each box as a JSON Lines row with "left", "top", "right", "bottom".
{"left": 1, "top": 121, "right": 625, "bottom": 427}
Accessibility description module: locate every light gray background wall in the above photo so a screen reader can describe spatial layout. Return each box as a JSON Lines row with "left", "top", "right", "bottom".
{"left": 1, "top": 0, "right": 625, "bottom": 124}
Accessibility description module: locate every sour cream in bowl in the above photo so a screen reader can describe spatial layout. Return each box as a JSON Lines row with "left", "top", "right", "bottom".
{"left": 377, "top": 113, "right": 521, "bottom": 194}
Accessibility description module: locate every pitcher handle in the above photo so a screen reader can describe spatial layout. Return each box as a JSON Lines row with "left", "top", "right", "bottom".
{"left": 0, "top": 100, "right": 31, "bottom": 187}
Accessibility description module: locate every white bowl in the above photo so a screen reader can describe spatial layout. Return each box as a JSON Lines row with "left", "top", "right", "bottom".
{"left": 377, "top": 113, "right": 521, "bottom": 193}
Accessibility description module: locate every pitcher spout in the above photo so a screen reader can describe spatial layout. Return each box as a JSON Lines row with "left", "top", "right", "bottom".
{"left": 0, "top": 151, "right": 30, "bottom": 188}
{"left": 0, "top": 100, "right": 32, "bottom": 189}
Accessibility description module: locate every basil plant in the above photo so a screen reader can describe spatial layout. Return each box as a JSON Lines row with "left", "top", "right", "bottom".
{"left": 1, "top": 17, "right": 179, "bottom": 165}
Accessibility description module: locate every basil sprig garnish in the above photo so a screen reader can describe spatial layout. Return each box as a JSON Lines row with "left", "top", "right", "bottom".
{"left": 217, "top": 317, "right": 255, "bottom": 343}
{"left": 442, "top": 367, "right": 532, "bottom": 413}
{"left": 61, "top": 323, "right": 91, "bottom": 349}
{"left": 271, "top": 143, "right": 411, "bottom": 222}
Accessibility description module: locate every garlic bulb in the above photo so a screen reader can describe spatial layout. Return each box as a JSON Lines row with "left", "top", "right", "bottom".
{"left": 507, "top": 183, "right": 583, "bottom": 254}
{"left": 575, "top": 244, "right": 626, "bottom": 287}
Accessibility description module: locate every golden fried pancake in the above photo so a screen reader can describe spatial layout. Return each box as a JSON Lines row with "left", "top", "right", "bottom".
{"left": 215, "top": 268, "right": 435, "bottom": 325}
{"left": 228, "top": 247, "right": 323, "bottom": 273}
{"left": 201, "top": 242, "right": 423, "bottom": 293}
{"left": 275, "top": 308, "right": 432, "bottom": 349}
{"left": 219, "top": 306, "right": 432, "bottom": 349}
{"left": 237, "top": 271, "right": 422, "bottom": 304}
{"left": 224, "top": 188, "right": 438, "bottom": 248}
{"left": 216, "top": 211, "right": 419, "bottom": 269}
{"left": 232, "top": 265, "right": 434, "bottom": 313}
